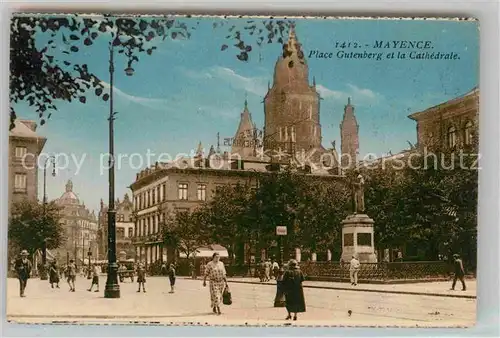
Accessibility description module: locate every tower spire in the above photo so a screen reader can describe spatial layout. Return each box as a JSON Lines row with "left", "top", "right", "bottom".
{"left": 216, "top": 132, "right": 220, "bottom": 153}
{"left": 340, "top": 97, "right": 359, "bottom": 170}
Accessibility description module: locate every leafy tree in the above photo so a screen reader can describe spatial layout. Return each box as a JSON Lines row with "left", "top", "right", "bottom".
{"left": 296, "top": 179, "right": 350, "bottom": 258}
{"left": 9, "top": 14, "right": 292, "bottom": 129}
{"left": 362, "top": 140, "right": 478, "bottom": 265}
{"left": 197, "top": 183, "right": 255, "bottom": 264}
{"left": 161, "top": 209, "right": 208, "bottom": 260}
{"left": 8, "top": 200, "right": 66, "bottom": 256}
{"left": 197, "top": 170, "right": 350, "bottom": 263}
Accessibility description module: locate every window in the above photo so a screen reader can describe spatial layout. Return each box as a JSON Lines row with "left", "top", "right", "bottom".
{"left": 291, "top": 126, "right": 295, "bottom": 142}
{"left": 464, "top": 121, "right": 474, "bottom": 145}
{"left": 162, "top": 184, "right": 166, "bottom": 201}
{"left": 128, "top": 227, "right": 134, "bottom": 238}
{"left": 156, "top": 186, "right": 160, "bottom": 203}
{"left": 178, "top": 183, "right": 188, "bottom": 200}
{"left": 447, "top": 126, "right": 457, "bottom": 148}
{"left": 279, "top": 127, "right": 282, "bottom": 141}
{"left": 147, "top": 217, "right": 151, "bottom": 235}
{"left": 116, "top": 228, "right": 125, "bottom": 239}
{"left": 14, "top": 173, "right": 27, "bottom": 192}
{"left": 152, "top": 189, "right": 156, "bottom": 205}
{"left": 197, "top": 184, "right": 207, "bottom": 201}
{"left": 15, "top": 147, "right": 27, "bottom": 158}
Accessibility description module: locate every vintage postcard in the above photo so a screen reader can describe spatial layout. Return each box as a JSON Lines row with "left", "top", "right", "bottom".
{"left": 7, "top": 14, "right": 478, "bottom": 327}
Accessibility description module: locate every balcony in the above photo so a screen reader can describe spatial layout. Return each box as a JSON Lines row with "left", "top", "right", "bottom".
{"left": 131, "top": 233, "right": 163, "bottom": 245}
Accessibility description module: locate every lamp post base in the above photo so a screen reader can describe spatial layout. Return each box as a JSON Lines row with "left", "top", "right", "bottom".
{"left": 104, "top": 262, "right": 120, "bottom": 298}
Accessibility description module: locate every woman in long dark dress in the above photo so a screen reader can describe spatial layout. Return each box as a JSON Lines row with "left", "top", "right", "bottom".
{"left": 283, "top": 259, "right": 306, "bottom": 321}
{"left": 49, "top": 260, "right": 60, "bottom": 288}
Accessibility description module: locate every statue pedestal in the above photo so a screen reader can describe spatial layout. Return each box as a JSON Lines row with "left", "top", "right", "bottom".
{"left": 341, "top": 214, "right": 377, "bottom": 263}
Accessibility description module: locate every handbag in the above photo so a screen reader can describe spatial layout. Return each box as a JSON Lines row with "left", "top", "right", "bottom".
{"left": 222, "top": 284, "right": 232, "bottom": 305}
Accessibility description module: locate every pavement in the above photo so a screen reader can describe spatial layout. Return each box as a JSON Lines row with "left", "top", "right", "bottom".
{"left": 225, "top": 277, "right": 477, "bottom": 299}
{"left": 6, "top": 276, "right": 476, "bottom": 327}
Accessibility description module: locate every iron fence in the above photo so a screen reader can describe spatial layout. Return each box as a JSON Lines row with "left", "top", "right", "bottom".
{"left": 227, "top": 261, "right": 454, "bottom": 281}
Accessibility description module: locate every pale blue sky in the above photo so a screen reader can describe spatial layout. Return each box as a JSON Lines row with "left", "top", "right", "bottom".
{"left": 12, "top": 17, "right": 479, "bottom": 212}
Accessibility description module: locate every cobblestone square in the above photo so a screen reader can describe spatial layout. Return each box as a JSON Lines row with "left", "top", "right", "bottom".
{"left": 7, "top": 276, "right": 475, "bottom": 327}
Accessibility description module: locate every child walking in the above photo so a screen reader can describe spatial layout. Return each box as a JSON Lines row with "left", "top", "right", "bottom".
{"left": 87, "top": 264, "right": 100, "bottom": 292}
{"left": 136, "top": 263, "right": 146, "bottom": 293}
{"left": 168, "top": 263, "right": 176, "bottom": 293}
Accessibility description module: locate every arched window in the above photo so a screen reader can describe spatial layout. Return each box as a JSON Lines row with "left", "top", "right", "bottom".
{"left": 464, "top": 121, "right": 474, "bottom": 145}
{"left": 447, "top": 126, "right": 457, "bottom": 148}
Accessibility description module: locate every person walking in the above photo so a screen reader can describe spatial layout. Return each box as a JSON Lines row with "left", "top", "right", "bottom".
{"left": 66, "top": 259, "right": 77, "bottom": 292}
{"left": 87, "top": 264, "right": 100, "bottom": 292}
{"left": 203, "top": 253, "right": 227, "bottom": 315}
{"left": 189, "top": 262, "right": 196, "bottom": 279}
{"left": 272, "top": 259, "right": 280, "bottom": 280}
{"left": 282, "top": 259, "right": 306, "bottom": 321}
{"left": 273, "top": 266, "right": 286, "bottom": 307}
{"left": 264, "top": 259, "right": 272, "bottom": 282}
{"left": 349, "top": 255, "right": 360, "bottom": 286}
{"left": 14, "top": 250, "right": 32, "bottom": 297}
{"left": 258, "top": 260, "right": 265, "bottom": 282}
{"left": 168, "top": 263, "right": 176, "bottom": 293}
{"left": 49, "top": 260, "right": 60, "bottom": 289}
{"left": 450, "top": 254, "right": 466, "bottom": 291}
{"left": 136, "top": 263, "right": 146, "bottom": 293}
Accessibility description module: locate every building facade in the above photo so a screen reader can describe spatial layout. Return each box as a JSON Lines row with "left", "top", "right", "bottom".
{"left": 130, "top": 154, "right": 264, "bottom": 266}
{"left": 408, "top": 87, "right": 479, "bottom": 149}
{"left": 98, "top": 193, "right": 135, "bottom": 260}
{"left": 8, "top": 119, "right": 46, "bottom": 213}
{"left": 54, "top": 180, "right": 98, "bottom": 263}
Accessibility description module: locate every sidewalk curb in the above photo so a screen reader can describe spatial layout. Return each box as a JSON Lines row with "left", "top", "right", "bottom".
{"left": 226, "top": 280, "right": 476, "bottom": 300}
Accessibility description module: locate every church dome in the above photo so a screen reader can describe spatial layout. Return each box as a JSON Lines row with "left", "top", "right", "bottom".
{"left": 57, "top": 180, "right": 80, "bottom": 205}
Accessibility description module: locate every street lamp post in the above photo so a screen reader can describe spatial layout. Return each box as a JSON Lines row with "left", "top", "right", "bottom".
{"left": 104, "top": 42, "right": 134, "bottom": 299}
{"left": 40, "top": 156, "right": 56, "bottom": 280}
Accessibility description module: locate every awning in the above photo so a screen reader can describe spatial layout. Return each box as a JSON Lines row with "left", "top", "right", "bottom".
{"left": 180, "top": 245, "right": 229, "bottom": 258}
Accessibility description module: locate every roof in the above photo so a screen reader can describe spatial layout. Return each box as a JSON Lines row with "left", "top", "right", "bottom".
{"left": 408, "top": 86, "right": 479, "bottom": 121}
{"left": 9, "top": 119, "right": 47, "bottom": 152}
{"left": 56, "top": 180, "right": 81, "bottom": 205}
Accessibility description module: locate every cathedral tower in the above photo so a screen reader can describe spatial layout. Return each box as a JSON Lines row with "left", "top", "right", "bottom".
{"left": 263, "top": 26, "right": 322, "bottom": 157}
{"left": 231, "top": 98, "right": 256, "bottom": 159}
{"left": 340, "top": 97, "right": 359, "bottom": 169}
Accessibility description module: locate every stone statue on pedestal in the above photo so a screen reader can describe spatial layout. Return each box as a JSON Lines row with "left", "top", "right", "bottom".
{"left": 352, "top": 172, "right": 365, "bottom": 214}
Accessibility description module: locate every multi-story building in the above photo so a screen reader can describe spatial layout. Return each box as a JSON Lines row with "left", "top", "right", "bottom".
{"left": 54, "top": 180, "right": 98, "bottom": 263}
{"left": 8, "top": 119, "right": 46, "bottom": 213}
{"left": 129, "top": 151, "right": 343, "bottom": 267}
{"left": 408, "top": 87, "right": 479, "bottom": 149}
{"left": 98, "top": 193, "right": 135, "bottom": 260}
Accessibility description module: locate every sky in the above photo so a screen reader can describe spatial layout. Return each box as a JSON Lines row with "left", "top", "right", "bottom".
{"left": 11, "top": 16, "right": 479, "bottom": 213}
